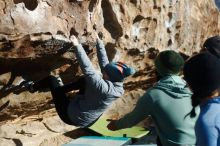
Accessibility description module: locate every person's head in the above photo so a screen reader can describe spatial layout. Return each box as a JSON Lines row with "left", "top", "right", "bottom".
{"left": 154, "top": 50, "right": 184, "bottom": 78}
{"left": 202, "top": 35, "right": 220, "bottom": 58}
{"left": 183, "top": 53, "right": 220, "bottom": 117}
{"left": 103, "top": 62, "right": 136, "bottom": 82}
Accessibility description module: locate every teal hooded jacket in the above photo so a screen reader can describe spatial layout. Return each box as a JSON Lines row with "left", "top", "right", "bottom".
{"left": 115, "top": 75, "right": 199, "bottom": 146}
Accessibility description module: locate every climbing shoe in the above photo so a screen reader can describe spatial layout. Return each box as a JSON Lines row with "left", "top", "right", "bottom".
{"left": 19, "top": 80, "right": 35, "bottom": 93}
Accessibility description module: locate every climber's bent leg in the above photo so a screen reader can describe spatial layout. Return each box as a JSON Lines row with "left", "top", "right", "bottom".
{"left": 33, "top": 75, "right": 74, "bottom": 125}
{"left": 31, "top": 75, "right": 62, "bottom": 92}
{"left": 50, "top": 86, "right": 74, "bottom": 125}
{"left": 62, "top": 77, "right": 86, "bottom": 94}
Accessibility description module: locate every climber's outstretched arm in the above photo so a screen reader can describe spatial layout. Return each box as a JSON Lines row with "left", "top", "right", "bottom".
{"left": 96, "top": 33, "right": 109, "bottom": 71}
{"left": 70, "top": 35, "right": 97, "bottom": 76}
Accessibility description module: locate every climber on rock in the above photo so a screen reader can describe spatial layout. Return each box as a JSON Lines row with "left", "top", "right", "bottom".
{"left": 19, "top": 33, "right": 136, "bottom": 127}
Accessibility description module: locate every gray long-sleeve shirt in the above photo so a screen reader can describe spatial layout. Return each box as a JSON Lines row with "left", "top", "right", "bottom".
{"left": 67, "top": 41, "right": 124, "bottom": 127}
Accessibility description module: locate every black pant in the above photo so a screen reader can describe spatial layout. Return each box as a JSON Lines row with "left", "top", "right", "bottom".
{"left": 32, "top": 76, "right": 85, "bottom": 125}
{"left": 157, "top": 136, "right": 163, "bottom": 146}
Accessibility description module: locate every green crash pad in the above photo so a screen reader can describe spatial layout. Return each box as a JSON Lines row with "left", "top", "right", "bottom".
{"left": 88, "top": 117, "right": 149, "bottom": 138}
{"left": 62, "top": 136, "right": 131, "bottom": 146}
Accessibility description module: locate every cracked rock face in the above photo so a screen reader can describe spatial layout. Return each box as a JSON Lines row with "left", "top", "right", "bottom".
{"left": 0, "top": 0, "right": 220, "bottom": 145}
